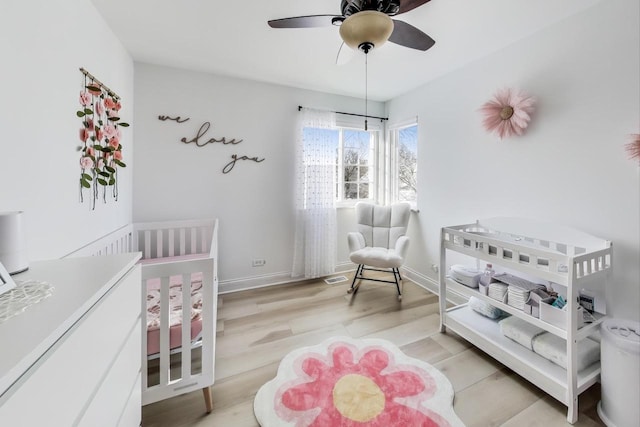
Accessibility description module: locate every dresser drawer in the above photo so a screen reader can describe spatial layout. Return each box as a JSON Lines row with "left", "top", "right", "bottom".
{"left": 119, "top": 374, "right": 142, "bottom": 427}
{"left": 79, "top": 318, "right": 141, "bottom": 426}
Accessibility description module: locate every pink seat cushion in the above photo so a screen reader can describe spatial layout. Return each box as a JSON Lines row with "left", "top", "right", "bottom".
{"left": 145, "top": 272, "right": 204, "bottom": 356}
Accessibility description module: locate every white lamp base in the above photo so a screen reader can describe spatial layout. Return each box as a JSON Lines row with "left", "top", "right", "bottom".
{"left": 0, "top": 211, "right": 29, "bottom": 275}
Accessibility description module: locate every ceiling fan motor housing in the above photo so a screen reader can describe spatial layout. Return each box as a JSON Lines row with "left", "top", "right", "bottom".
{"left": 341, "top": 0, "right": 401, "bottom": 17}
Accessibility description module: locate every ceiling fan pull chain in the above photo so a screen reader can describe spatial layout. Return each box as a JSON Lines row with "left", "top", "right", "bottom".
{"left": 365, "top": 51, "right": 368, "bottom": 131}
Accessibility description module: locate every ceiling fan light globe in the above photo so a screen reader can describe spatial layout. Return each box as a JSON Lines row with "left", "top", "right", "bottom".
{"left": 339, "top": 11, "right": 394, "bottom": 51}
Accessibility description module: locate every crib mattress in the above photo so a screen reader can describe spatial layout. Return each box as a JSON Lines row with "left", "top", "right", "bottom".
{"left": 146, "top": 272, "right": 203, "bottom": 356}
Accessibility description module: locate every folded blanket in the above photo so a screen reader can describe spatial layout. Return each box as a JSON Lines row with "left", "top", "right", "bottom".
{"left": 532, "top": 333, "right": 600, "bottom": 371}
{"left": 499, "top": 316, "right": 546, "bottom": 350}
{"left": 469, "top": 296, "right": 505, "bottom": 320}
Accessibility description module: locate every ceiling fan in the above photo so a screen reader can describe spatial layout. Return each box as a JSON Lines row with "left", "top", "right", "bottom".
{"left": 268, "top": 0, "right": 435, "bottom": 54}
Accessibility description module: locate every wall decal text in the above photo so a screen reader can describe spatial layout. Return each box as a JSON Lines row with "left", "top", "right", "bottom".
{"left": 158, "top": 114, "right": 263, "bottom": 174}
{"left": 222, "top": 154, "right": 266, "bottom": 174}
{"left": 180, "top": 122, "right": 243, "bottom": 147}
{"left": 158, "top": 115, "right": 190, "bottom": 123}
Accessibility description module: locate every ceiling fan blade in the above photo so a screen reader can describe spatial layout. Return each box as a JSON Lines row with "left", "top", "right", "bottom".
{"left": 335, "top": 41, "right": 355, "bottom": 65}
{"left": 268, "top": 15, "right": 342, "bottom": 29}
{"left": 397, "top": 0, "right": 431, "bottom": 15}
{"left": 389, "top": 20, "right": 435, "bottom": 51}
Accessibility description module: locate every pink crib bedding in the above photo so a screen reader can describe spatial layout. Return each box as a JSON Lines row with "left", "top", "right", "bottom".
{"left": 145, "top": 272, "right": 204, "bottom": 356}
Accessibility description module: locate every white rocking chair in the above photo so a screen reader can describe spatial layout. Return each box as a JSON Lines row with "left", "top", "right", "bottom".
{"left": 347, "top": 202, "right": 411, "bottom": 301}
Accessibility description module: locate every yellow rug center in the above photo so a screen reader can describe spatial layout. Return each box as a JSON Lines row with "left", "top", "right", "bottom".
{"left": 332, "top": 374, "right": 385, "bottom": 422}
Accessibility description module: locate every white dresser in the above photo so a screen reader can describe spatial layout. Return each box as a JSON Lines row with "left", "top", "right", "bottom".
{"left": 0, "top": 253, "right": 142, "bottom": 426}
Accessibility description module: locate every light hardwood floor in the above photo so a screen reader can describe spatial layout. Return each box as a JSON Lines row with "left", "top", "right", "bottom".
{"left": 141, "top": 277, "right": 605, "bottom": 427}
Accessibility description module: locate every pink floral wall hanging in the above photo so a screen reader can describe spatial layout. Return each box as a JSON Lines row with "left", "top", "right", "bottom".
{"left": 625, "top": 134, "right": 640, "bottom": 163}
{"left": 479, "top": 87, "right": 535, "bottom": 139}
{"left": 77, "top": 68, "right": 129, "bottom": 209}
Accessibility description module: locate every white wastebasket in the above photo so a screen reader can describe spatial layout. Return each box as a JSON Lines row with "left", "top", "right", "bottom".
{"left": 597, "top": 319, "right": 640, "bottom": 427}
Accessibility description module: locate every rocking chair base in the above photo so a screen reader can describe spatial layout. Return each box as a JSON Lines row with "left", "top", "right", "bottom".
{"left": 348, "top": 265, "right": 403, "bottom": 301}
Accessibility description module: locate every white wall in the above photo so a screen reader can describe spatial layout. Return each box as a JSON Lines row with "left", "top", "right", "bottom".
{"left": 0, "top": 0, "right": 134, "bottom": 261}
{"left": 387, "top": 0, "right": 640, "bottom": 321}
{"left": 133, "top": 63, "right": 384, "bottom": 289}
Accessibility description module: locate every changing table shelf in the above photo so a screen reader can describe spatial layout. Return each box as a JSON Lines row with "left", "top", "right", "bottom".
{"left": 444, "top": 278, "right": 605, "bottom": 341}
{"left": 439, "top": 217, "right": 612, "bottom": 424}
{"left": 444, "top": 305, "right": 601, "bottom": 404}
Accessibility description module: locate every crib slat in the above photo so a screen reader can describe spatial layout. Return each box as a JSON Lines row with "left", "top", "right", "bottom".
{"left": 142, "top": 278, "right": 150, "bottom": 393}
{"left": 159, "top": 276, "right": 170, "bottom": 387}
{"left": 180, "top": 228, "right": 186, "bottom": 256}
{"left": 168, "top": 229, "right": 175, "bottom": 257}
{"left": 144, "top": 231, "right": 151, "bottom": 259}
{"left": 201, "top": 228, "right": 206, "bottom": 254}
{"left": 157, "top": 229, "right": 163, "bottom": 258}
{"left": 191, "top": 228, "right": 196, "bottom": 254}
{"left": 201, "top": 267, "right": 215, "bottom": 383}
{"left": 181, "top": 274, "right": 192, "bottom": 380}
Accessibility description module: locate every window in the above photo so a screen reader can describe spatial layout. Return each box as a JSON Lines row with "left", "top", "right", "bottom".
{"left": 339, "top": 129, "right": 376, "bottom": 201}
{"left": 300, "top": 113, "right": 418, "bottom": 206}
{"left": 302, "top": 126, "right": 378, "bottom": 204}
{"left": 389, "top": 122, "right": 418, "bottom": 205}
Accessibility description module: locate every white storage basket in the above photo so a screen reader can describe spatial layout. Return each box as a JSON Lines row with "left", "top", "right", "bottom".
{"left": 539, "top": 300, "right": 585, "bottom": 330}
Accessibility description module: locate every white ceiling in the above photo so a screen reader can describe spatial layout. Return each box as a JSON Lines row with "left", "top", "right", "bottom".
{"left": 91, "top": 0, "right": 601, "bottom": 102}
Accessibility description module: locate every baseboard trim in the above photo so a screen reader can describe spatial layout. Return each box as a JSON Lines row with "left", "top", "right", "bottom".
{"left": 219, "top": 263, "right": 468, "bottom": 307}
{"left": 219, "top": 262, "right": 357, "bottom": 294}
{"left": 219, "top": 271, "right": 295, "bottom": 294}
{"left": 401, "top": 266, "right": 468, "bottom": 305}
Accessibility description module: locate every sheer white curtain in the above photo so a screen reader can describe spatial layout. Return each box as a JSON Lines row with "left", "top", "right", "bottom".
{"left": 292, "top": 109, "right": 337, "bottom": 278}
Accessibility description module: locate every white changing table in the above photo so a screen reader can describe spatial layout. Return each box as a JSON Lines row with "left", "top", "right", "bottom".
{"left": 439, "top": 218, "right": 612, "bottom": 424}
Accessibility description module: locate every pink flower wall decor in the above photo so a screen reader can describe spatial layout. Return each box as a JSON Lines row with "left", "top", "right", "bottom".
{"left": 625, "top": 134, "right": 640, "bottom": 162}
{"left": 479, "top": 88, "right": 535, "bottom": 139}
{"left": 77, "top": 68, "right": 130, "bottom": 209}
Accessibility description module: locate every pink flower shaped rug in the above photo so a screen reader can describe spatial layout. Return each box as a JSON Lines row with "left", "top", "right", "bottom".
{"left": 254, "top": 336, "right": 465, "bottom": 427}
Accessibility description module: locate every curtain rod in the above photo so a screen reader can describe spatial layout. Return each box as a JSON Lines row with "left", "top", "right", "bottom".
{"left": 79, "top": 67, "right": 120, "bottom": 100}
{"left": 298, "top": 105, "right": 388, "bottom": 121}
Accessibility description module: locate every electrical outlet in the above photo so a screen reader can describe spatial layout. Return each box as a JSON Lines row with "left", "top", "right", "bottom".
{"left": 252, "top": 259, "right": 266, "bottom": 267}
{"left": 431, "top": 264, "right": 439, "bottom": 273}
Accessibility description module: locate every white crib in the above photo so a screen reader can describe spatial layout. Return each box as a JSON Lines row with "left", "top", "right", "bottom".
{"left": 64, "top": 218, "right": 218, "bottom": 412}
